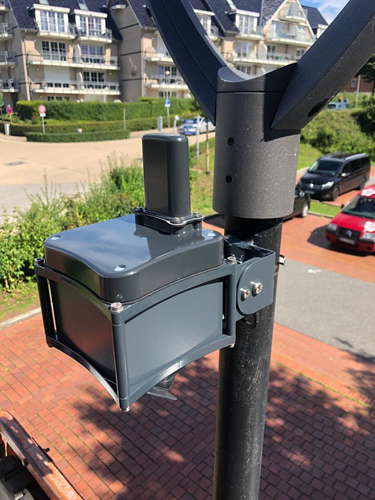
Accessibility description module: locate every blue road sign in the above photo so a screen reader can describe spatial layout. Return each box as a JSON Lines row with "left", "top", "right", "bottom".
{"left": 165, "top": 98, "right": 170, "bottom": 108}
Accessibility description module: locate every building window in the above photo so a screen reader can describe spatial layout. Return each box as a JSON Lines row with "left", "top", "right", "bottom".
{"left": 351, "top": 78, "right": 357, "bottom": 89}
{"left": 81, "top": 44, "right": 104, "bottom": 63}
{"left": 236, "top": 65, "right": 252, "bottom": 75}
{"left": 237, "top": 14, "right": 257, "bottom": 35}
{"left": 42, "top": 41, "right": 67, "bottom": 61}
{"left": 83, "top": 71, "right": 105, "bottom": 87}
{"left": 157, "top": 65, "right": 178, "bottom": 79}
{"left": 78, "top": 15, "right": 102, "bottom": 37}
{"left": 40, "top": 11, "right": 65, "bottom": 33}
{"left": 236, "top": 41, "right": 253, "bottom": 57}
{"left": 196, "top": 13, "right": 211, "bottom": 33}
{"left": 296, "top": 48, "right": 306, "bottom": 59}
{"left": 158, "top": 91, "right": 177, "bottom": 98}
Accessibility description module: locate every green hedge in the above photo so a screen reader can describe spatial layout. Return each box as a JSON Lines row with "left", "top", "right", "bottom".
{"left": 1, "top": 114, "right": 195, "bottom": 136}
{"left": 16, "top": 98, "right": 196, "bottom": 122}
{"left": 26, "top": 130, "right": 130, "bottom": 143}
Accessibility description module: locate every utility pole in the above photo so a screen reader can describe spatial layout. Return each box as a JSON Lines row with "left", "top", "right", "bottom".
{"left": 146, "top": 1, "right": 375, "bottom": 498}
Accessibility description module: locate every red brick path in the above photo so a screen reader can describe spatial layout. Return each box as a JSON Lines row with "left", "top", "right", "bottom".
{"left": 1, "top": 315, "right": 374, "bottom": 500}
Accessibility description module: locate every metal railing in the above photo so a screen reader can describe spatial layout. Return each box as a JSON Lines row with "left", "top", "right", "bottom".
{"left": 227, "top": 52, "right": 302, "bottom": 63}
{"left": 0, "top": 23, "right": 12, "bottom": 37}
{"left": 237, "top": 26, "right": 263, "bottom": 37}
{"left": 0, "top": 0, "right": 9, "bottom": 9}
{"left": 266, "top": 30, "right": 315, "bottom": 43}
{"left": 30, "top": 80, "right": 120, "bottom": 93}
{"left": 210, "top": 25, "right": 219, "bottom": 38}
{"left": 279, "top": 6, "right": 307, "bottom": 20}
{"left": 77, "top": 27, "right": 112, "bottom": 40}
{"left": 36, "top": 21, "right": 76, "bottom": 37}
{"left": 0, "top": 51, "right": 15, "bottom": 64}
{"left": 147, "top": 75, "right": 186, "bottom": 85}
{"left": 144, "top": 50, "right": 173, "bottom": 61}
{"left": 27, "top": 52, "right": 119, "bottom": 67}
{"left": 0, "top": 79, "right": 18, "bottom": 91}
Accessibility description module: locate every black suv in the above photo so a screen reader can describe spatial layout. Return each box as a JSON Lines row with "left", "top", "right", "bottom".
{"left": 298, "top": 153, "right": 371, "bottom": 201}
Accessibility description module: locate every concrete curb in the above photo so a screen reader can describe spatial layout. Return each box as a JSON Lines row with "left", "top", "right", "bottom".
{"left": 0, "top": 308, "right": 41, "bottom": 331}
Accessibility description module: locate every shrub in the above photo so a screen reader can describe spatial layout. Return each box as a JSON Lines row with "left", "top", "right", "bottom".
{"left": 26, "top": 130, "right": 130, "bottom": 142}
{"left": 16, "top": 98, "right": 196, "bottom": 122}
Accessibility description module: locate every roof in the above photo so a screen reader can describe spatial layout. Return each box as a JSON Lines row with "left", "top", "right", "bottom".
{"left": 324, "top": 153, "right": 370, "bottom": 161}
{"left": 301, "top": 4, "right": 328, "bottom": 28}
{"left": 360, "top": 185, "right": 375, "bottom": 199}
{"left": 9, "top": 0, "right": 122, "bottom": 39}
{"left": 129, "top": 0, "right": 328, "bottom": 35}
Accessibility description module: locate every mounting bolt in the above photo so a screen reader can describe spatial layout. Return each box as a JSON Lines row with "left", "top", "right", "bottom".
{"left": 241, "top": 288, "right": 251, "bottom": 300}
{"left": 227, "top": 256, "right": 237, "bottom": 264}
{"left": 172, "top": 217, "right": 182, "bottom": 223}
{"left": 251, "top": 282, "right": 263, "bottom": 296}
{"left": 134, "top": 207, "right": 143, "bottom": 212}
{"left": 110, "top": 302, "right": 123, "bottom": 313}
{"left": 227, "top": 344, "right": 235, "bottom": 349}
{"left": 193, "top": 211, "right": 201, "bottom": 218}
{"left": 34, "top": 257, "right": 44, "bottom": 266}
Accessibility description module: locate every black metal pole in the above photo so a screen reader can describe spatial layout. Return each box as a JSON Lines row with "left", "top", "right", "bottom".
{"left": 213, "top": 217, "right": 283, "bottom": 500}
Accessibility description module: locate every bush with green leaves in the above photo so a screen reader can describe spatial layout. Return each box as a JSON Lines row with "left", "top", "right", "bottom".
{"left": 0, "top": 156, "right": 144, "bottom": 290}
{"left": 26, "top": 130, "right": 130, "bottom": 143}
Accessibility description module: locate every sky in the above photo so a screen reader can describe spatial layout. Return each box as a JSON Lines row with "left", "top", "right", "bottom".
{"left": 301, "top": 0, "right": 349, "bottom": 23}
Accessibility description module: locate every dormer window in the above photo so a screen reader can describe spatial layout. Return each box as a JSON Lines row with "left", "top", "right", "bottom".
{"left": 40, "top": 10, "right": 65, "bottom": 32}
{"left": 39, "top": 0, "right": 49, "bottom": 5}
{"left": 236, "top": 13, "right": 259, "bottom": 35}
{"left": 195, "top": 9, "right": 214, "bottom": 36}
{"left": 77, "top": 0, "right": 88, "bottom": 10}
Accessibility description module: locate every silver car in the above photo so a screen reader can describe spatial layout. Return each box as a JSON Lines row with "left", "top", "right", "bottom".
{"left": 178, "top": 117, "right": 215, "bottom": 135}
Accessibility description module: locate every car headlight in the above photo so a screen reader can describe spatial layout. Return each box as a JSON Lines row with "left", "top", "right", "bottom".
{"left": 361, "top": 232, "right": 375, "bottom": 242}
{"left": 327, "top": 223, "right": 338, "bottom": 232}
{"left": 321, "top": 181, "right": 334, "bottom": 190}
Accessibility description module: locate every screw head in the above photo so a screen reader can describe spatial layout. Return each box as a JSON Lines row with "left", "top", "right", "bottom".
{"left": 172, "top": 217, "right": 182, "bottom": 223}
{"left": 193, "top": 211, "right": 201, "bottom": 218}
{"left": 251, "top": 282, "right": 263, "bottom": 296}
{"left": 134, "top": 207, "right": 143, "bottom": 212}
{"left": 110, "top": 302, "right": 123, "bottom": 313}
{"left": 34, "top": 257, "right": 44, "bottom": 266}
{"left": 241, "top": 288, "right": 251, "bottom": 300}
{"left": 227, "top": 256, "right": 237, "bottom": 264}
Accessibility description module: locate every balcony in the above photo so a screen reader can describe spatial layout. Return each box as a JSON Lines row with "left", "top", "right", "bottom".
{"left": 265, "top": 30, "right": 315, "bottom": 46}
{"left": 36, "top": 21, "right": 76, "bottom": 39}
{"left": 146, "top": 75, "right": 189, "bottom": 91}
{"left": 209, "top": 25, "right": 219, "bottom": 40}
{"left": 0, "top": 79, "right": 19, "bottom": 92}
{"left": 77, "top": 27, "right": 112, "bottom": 43}
{"left": 144, "top": 50, "right": 173, "bottom": 63}
{"left": 0, "top": 23, "right": 13, "bottom": 39}
{"left": 0, "top": 0, "right": 9, "bottom": 11}
{"left": 27, "top": 52, "right": 119, "bottom": 70}
{"left": 228, "top": 51, "right": 300, "bottom": 67}
{"left": 0, "top": 52, "right": 16, "bottom": 66}
{"left": 279, "top": 6, "right": 307, "bottom": 22}
{"left": 236, "top": 26, "right": 263, "bottom": 40}
{"left": 30, "top": 80, "right": 120, "bottom": 95}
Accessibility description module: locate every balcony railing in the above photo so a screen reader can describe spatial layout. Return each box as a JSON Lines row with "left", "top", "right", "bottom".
{"left": 237, "top": 26, "right": 263, "bottom": 37}
{"left": 30, "top": 80, "right": 120, "bottom": 94}
{"left": 210, "top": 25, "right": 219, "bottom": 38}
{"left": 144, "top": 50, "right": 173, "bottom": 62}
{"left": 27, "top": 52, "right": 119, "bottom": 68}
{"left": 147, "top": 75, "right": 186, "bottom": 85}
{"left": 0, "top": 23, "right": 13, "bottom": 37}
{"left": 0, "top": 79, "right": 19, "bottom": 91}
{"left": 279, "top": 6, "right": 307, "bottom": 21}
{"left": 228, "top": 51, "right": 302, "bottom": 64}
{"left": 0, "top": 51, "right": 15, "bottom": 64}
{"left": 77, "top": 27, "right": 112, "bottom": 41}
{"left": 36, "top": 21, "right": 76, "bottom": 37}
{"left": 0, "top": 0, "right": 10, "bottom": 10}
{"left": 266, "top": 30, "right": 315, "bottom": 44}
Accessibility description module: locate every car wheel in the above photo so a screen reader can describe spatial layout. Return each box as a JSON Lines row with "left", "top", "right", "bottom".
{"left": 299, "top": 202, "right": 309, "bottom": 218}
{"left": 331, "top": 186, "right": 339, "bottom": 201}
{"left": 359, "top": 178, "right": 366, "bottom": 190}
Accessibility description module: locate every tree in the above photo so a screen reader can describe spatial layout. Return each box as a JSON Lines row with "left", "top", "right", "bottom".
{"left": 358, "top": 54, "right": 375, "bottom": 93}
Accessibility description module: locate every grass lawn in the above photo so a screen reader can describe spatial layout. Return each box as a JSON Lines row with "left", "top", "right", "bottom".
{"left": 190, "top": 140, "right": 322, "bottom": 215}
{"left": 0, "top": 282, "right": 39, "bottom": 325}
{"left": 309, "top": 201, "right": 341, "bottom": 218}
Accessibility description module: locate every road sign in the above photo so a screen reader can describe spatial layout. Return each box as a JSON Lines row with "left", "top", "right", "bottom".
{"left": 38, "top": 104, "right": 46, "bottom": 117}
{"left": 164, "top": 98, "right": 170, "bottom": 108}
{"left": 5, "top": 106, "right": 13, "bottom": 115}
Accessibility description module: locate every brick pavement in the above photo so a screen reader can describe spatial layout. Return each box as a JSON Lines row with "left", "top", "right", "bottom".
{"left": 0, "top": 315, "right": 374, "bottom": 500}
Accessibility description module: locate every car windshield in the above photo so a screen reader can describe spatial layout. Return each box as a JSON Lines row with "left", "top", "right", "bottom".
{"left": 308, "top": 159, "right": 342, "bottom": 176}
{"left": 184, "top": 119, "right": 197, "bottom": 125}
{"left": 342, "top": 196, "right": 375, "bottom": 220}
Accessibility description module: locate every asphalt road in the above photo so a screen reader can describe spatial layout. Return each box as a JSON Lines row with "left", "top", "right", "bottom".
{"left": 275, "top": 258, "right": 375, "bottom": 362}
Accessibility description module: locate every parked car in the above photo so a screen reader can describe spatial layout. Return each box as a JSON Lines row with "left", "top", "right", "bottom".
{"left": 326, "top": 185, "right": 375, "bottom": 253}
{"left": 298, "top": 153, "right": 371, "bottom": 201}
{"left": 284, "top": 187, "right": 310, "bottom": 219}
{"left": 178, "top": 117, "right": 215, "bottom": 135}
{"left": 326, "top": 101, "right": 349, "bottom": 110}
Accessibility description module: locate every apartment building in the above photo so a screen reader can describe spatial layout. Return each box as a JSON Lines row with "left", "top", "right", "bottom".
{"left": 0, "top": 0, "right": 328, "bottom": 105}
{"left": 0, "top": 0, "right": 122, "bottom": 106}
{"left": 118, "top": 0, "right": 328, "bottom": 101}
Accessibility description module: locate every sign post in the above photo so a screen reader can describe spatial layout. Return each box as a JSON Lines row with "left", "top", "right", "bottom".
{"left": 165, "top": 98, "right": 170, "bottom": 128}
{"left": 0, "top": 95, "right": 4, "bottom": 126}
{"left": 38, "top": 104, "right": 46, "bottom": 135}
{"left": 123, "top": 106, "right": 126, "bottom": 131}
{"left": 196, "top": 114, "right": 200, "bottom": 159}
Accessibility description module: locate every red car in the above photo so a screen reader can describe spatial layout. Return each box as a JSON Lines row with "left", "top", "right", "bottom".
{"left": 326, "top": 185, "right": 375, "bottom": 253}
